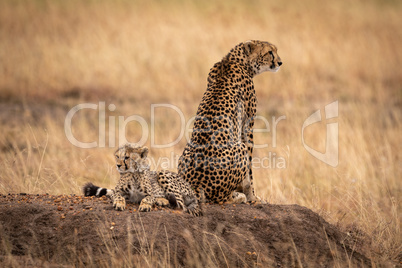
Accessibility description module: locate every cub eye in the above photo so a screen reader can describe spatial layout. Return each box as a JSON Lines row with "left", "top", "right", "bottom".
{"left": 115, "top": 155, "right": 119, "bottom": 159}
{"left": 124, "top": 156, "right": 130, "bottom": 160}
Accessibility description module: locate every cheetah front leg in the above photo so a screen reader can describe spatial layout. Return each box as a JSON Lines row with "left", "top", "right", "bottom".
{"left": 233, "top": 144, "right": 259, "bottom": 203}
{"left": 238, "top": 162, "right": 266, "bottom": 203}
{"left": 139, "top": 195, "right": 169, "bottom": 212}
{"left": 110, "top": 190, "right": 127, "bottom": 211}
{"left": 241, "top": 173, "right": 264, "bottom": 203}
{"left": 139, "top": 175, "right": 169, "bottom": 212}
{"left": 148, "top": 172, "right": 170, "bottom": 207}
{"left": 139, "top": 195, "right": 155, "bottom": 212}
{"left": 242, "top": 119, "right": 265, "bottom": 203}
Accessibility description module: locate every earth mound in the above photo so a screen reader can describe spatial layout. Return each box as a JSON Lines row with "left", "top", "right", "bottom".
{"left": 0, "top": 194, "right": 372, "bottom": 267}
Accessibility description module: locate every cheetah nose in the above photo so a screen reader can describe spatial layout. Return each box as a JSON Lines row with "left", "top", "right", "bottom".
{"left": 278, "top": 62, "right": 282, "bottom": 66}
{"left": 117, "top": 164, "right": 122, "bottom": 168}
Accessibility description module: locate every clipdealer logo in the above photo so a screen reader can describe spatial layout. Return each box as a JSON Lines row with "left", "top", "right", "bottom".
{"left": 64, "top": 101, "right": 338, "bottom": 168}
{"left": 301, "top": 101, "right": 339, "bottom": 167}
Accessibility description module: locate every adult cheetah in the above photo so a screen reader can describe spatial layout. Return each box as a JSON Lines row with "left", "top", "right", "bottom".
{"left": 178, "top": 40, "right": 282, "bottom": 203}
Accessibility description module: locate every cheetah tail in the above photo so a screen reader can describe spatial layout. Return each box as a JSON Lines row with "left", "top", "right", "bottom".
{"left": 82, "top": 182, "right": 111, "bottom": 197}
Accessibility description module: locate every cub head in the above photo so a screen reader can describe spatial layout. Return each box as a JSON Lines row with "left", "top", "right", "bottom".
{"left": 114, "top": 143, "right": 149, "bottom": 173}
{"left": 243, "top": 40, "right": 282, "bottom": 75}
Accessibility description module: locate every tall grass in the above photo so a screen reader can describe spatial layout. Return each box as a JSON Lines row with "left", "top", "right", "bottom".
{"left": 0, "top": 0, "right": 400, "bottom": 263}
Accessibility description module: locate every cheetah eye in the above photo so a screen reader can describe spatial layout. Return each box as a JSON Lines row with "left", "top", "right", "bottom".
{"left": 268, "top": 51, "right": 274, "bottom": 57}
{"left": 124, "top": 156, "right": 130, "bottom": 160}
{"left": 115, "top": 155, "right": 119, "bottom": 159}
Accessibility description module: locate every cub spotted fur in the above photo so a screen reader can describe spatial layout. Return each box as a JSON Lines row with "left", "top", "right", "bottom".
{"left": 83, "top": 143, "right": 202, "bottom": 216}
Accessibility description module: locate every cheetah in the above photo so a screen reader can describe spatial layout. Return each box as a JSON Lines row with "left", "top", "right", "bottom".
{"left": 178, "top": 40, "right": 282, "bottom": 203}
{"left": 83, "top": 143, "right": 202, "bottom": 216}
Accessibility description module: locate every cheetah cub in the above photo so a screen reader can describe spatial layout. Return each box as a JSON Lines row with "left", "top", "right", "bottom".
{"left": 83, "top": 143, "right": 202, "bottom": 216}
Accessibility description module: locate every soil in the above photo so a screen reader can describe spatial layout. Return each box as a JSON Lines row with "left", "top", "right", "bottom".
{"left": 0, "top": 193, "right": 375, "bottom": 267}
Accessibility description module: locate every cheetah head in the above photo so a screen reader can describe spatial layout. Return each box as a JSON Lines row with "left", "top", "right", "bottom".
{"left": 243, "top": 40, "right": 282, "bottom": 75}
{"left": 114, "top": 143, "right": 149, "bottom": 174}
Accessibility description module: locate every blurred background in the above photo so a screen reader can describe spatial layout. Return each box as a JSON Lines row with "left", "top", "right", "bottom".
{"left": 0, "top": 0, "right": 400, "bottom": 262}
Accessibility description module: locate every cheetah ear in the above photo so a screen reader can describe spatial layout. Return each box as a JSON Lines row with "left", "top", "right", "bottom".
{"left": 140, "top": 147, "right": 149, "bottom": 159}
{"left": 243, "top": 40, "right": 256, "bottom": 56}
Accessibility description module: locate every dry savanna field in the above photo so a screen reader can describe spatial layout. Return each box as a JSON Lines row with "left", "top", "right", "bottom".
{"left": 0, "top": 0, "right": 401, "bottom": 266}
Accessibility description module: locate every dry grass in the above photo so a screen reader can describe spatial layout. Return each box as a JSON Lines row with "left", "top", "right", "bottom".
{"left": 0, "top": 0, "right": 401, "bottom": 264}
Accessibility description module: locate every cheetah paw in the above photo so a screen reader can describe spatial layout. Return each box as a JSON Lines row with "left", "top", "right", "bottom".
{"left": 232, "top": 192, "right": 247, "bottom": 204}
{"left": 187, "top": 206, "right": 203, "bottom": 217}
{"left": 139, "top": 203, "right": 152, "bottom": 212}
{"left": 113, "top": 197, "right": 126, "bottom": 211}
{"left": 155, "top": 197, "right": 170, "bottom": 207}
{"left": 249, "top": 195, "right": 267, "bottom": 204}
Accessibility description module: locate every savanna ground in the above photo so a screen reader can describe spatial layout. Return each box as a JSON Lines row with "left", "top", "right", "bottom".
{"left": 0, "top": 0, "right": 400, "bottom": 267}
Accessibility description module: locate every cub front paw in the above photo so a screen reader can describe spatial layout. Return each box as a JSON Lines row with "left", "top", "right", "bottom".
{"left": 155, "top": 197, "right": 169, "bottom": 207}
{"left": 139, "top": 203, "right": 152, "bottom": 212}
{"left": 113, "top": 196, "right": 126, "bottom": 211}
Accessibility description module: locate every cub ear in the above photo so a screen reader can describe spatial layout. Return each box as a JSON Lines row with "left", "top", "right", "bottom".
{"left": 140, "top": 147, "right": 149, "bottom": 159}
{"left": 243, "top": 40, "right": 256, "bottom": 56}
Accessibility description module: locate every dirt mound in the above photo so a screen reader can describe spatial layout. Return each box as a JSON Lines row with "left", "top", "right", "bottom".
{"left": 0, "top": 194, "right": 372, "bottom": 267}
